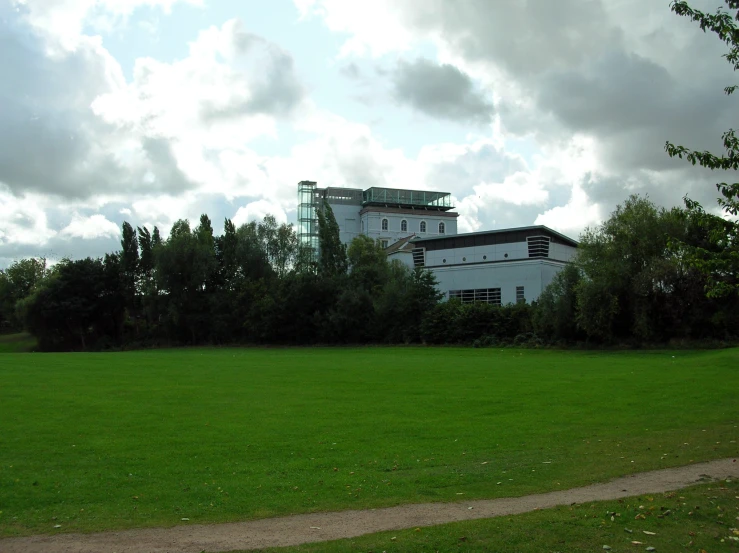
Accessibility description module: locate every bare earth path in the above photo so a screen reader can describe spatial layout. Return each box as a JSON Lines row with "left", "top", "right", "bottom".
{"left": 2, "top": 458, "right": 737, "bottom": 553}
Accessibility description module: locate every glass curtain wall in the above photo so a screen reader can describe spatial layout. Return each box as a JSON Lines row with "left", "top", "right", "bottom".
{"left": 297, "top": 181, "right": 320, "bottom": 264}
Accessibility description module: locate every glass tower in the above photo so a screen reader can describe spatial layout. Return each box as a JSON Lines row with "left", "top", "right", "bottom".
{"left": 297, "top": 180, "right": 320, "bottom": 264}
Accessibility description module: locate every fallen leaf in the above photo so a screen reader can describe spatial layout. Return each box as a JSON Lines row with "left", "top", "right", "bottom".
{"left": 643, "top": 530, "right": 656, "bottom": 535}
{"left": 310, "top": 526, "right": 320, "bottom": 530}
{"left": 631, "top": 541, "right": 643, "bottom": 545}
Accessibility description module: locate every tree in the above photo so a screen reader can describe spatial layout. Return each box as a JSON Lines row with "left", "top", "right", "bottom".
{"left": 316, "top": 203, "right": 347, "bottom": 278}
{"left": 20, "top": 257, "right": 124, "bottom": 350}
{"left": 532, "top": 263, "right": 583, "bottom": 343}
{"left": 120, "top": 222, "right": 139, "bottom": 312}
{"left": 0, "top": 258, "right": 47, "bottom": 332}
{"left": 665, "top": 0, "right": 739, "bottom": 297}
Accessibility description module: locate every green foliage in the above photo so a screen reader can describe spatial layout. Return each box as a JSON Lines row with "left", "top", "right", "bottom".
{"left": 0, "top": 257, "right": 47, "bottom": 332}
{"left": 19, "top": 257, "right": 124, "bottom": 350}
{"left": 420, "top": 300, "right": 534, "bottom": 346}
{"left": 316, "top": 203, "right": 348, "bottom": 278}
{"left": 666, "top": 0, "right": 739, "bottom": 297}
{"left": 571, "top": 195, "right": 738, "bottom": 342}
{"left": 532, "top": 263, "right": 582, "bottom": 342}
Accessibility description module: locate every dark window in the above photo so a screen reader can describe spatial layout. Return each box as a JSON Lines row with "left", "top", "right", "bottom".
{"left": 420, "top": 221, "right": 427, "bottom": 233}
{"left": 449, "top": 288, "right": 501, "bottom": 306}
{"left": 382, "top": 218, "right": 388, "bottom": 231}
{"left": 439, "top": 222, "right": 445, "bottom": 234}
{"left": 516, "top": 286, "right": 525, "bottom": 303}
{"left": 381, "top": 239, "right": 389, "bottom": 248}
{"left": 401, "top": 219, "right": 407, "bottom": 232}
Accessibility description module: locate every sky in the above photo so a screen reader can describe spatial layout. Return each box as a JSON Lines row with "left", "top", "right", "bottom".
{"left": 0, "top": 0, "right": 735, "bottom": 267}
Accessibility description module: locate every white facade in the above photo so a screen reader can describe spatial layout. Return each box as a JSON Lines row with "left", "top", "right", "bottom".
{"left": 360, "top": 209, "right": 457, "bottom": 247}
{"left": 331, "top": 203, "right": 363, "bottom": 246}
{"left": 431, "top": 260, "right": 567, "bottom": 305}
{"left": 405, "top": 228, "right": 579, "bottom": 304}
{"left": 300, "top": 182, "right": 579, "bottom": 305}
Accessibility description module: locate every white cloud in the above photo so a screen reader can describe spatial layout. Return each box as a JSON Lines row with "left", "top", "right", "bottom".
{"left": 0, "top": 189, "right": 57, "bottom": 246}
{"left": 12, "top": 0, "right": 203, "bottom": 49}
{"left": 535, "top": 182, "right": 602, "bottom": 238}
{"left": 232, "top": 200, "right": 288, "bottom": 227}
{"left": 61, "top": 213, "right": 120, "bottom": 240}
{"left": 294, "top": 0, "right": 415, "bottom": 57}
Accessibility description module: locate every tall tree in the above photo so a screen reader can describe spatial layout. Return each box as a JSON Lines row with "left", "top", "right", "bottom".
{"left": 665, "top": 0, "right": 739, "bottom": 297}
{"left": 316, "top": 203, "right": 347, "bottom": 278}
{"left": 120, "top": 222, "right": 140, "bottom": 316}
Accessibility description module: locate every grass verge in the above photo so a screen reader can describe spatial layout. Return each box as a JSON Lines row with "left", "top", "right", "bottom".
{"left": 251, "top": 479, "right": 739, "bottom": 553}
{"left": 0, "top": 347, "right": 737, "bottom": 537}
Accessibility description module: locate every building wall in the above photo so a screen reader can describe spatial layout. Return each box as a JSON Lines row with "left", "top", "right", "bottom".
{"left": 329, "top": 203, "right": 362, "bottom": 246}
{"left": 422, "top": 241, "right": 577, "bottom": 267}
{"left": 387, "top": 250, "right": 415, "bottom": 269}
{"left": 429, "top": 259, "right": 567, "bottom": 305}
{"left": 361, "top": 210, "right": 457, "bottom": 246}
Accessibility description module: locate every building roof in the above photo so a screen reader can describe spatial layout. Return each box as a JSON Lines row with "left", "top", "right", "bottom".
{"left": 359, "top": 206, "right": 459, "bottom": 217}
{"left": 411, "top": 225, "right": 579, "bottom": 248}
{"left": 363, "top": 187, "right": 454, "bottom": 211}
{"left": 384, "top": 234, "right": 416, "bottom": 254}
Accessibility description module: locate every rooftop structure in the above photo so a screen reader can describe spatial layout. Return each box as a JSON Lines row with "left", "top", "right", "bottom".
{"left": 362, "top": 187, "right": 454, "bottom": 211}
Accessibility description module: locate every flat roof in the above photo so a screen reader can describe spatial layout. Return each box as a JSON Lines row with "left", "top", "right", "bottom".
{"left": 362, "top": 187, "right": 454, "bottom": 210}
{"left": 411, "top": 225, "right": 579, "bottom": 248}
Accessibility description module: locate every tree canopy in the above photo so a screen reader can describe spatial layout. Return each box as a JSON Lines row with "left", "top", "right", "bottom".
{"left": 666, "top": 0, "right": 739, "bottom": 297}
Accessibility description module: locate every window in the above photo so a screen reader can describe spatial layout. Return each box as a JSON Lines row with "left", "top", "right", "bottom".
{"left": 381, "top": 218, "right": 388, "bottom": 231}
{"left": 401, "top": 219, "right": 407, "bottom": 232}
{"left": 449, "top": 288, "right": 501, "bottom": 306}
{"left": 381, "top": 240, "right": 389, "bottom": 248}
{"left": 420, "top": 221, "right": 427, "bottom": 233}
{"left": 438, "top": 222, "right": 445, "bottom": 234}
{"left": 516, "top": 286, "right": 525, "bottom": 304}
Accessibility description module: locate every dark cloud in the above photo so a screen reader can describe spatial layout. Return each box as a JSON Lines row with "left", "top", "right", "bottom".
{"left": 0, "top": 10, "right": 197, "bottom": 199}
{"left": 201, "top": 25, "right": 304, "bottom": 120}
{"left": 392, "top": 58, "right": 493, "bottom": 124}
{"left": 407, "top": 0, "right": 621, "bottom": 76}
{"left": 340, "top": 62, "right": 361, "bottom": 80}
{"left": 0, "top": 13, "right": 123, "bottom": 198}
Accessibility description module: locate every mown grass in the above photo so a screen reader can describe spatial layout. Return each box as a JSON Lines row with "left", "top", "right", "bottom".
{"left": 0, "top": 333, "right": 36, "bottom": 353}
{"left": 0, "top": 347, "right": 737, "bottom": 537}
{"left": 254, "top": 479, "right": 739, "bottom": 553}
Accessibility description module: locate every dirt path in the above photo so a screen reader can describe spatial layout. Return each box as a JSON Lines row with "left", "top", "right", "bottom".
{"left": 2, "top": 458, "right": 737, "bottom": 553}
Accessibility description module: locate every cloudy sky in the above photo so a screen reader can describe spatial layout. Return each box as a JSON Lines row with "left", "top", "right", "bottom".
{"left": 1, "top": 0, "right": 734, "bottom": 267}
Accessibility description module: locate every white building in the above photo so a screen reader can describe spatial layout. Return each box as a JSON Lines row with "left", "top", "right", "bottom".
{"left": 387, "top": 227, "right": 578, "bottom": 305}
{"left": 298, "top": 181, "right": 578, "bottom": 304}
{"left": 298, "top": 181, "right": 457, "bottom": 251}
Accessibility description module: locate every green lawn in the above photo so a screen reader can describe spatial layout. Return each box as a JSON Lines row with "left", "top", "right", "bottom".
{"left": 256, "top": 479, "right": 739, "bottom": 553}
{"left": 0, "top": 347, "right": 737, "bottom": 538}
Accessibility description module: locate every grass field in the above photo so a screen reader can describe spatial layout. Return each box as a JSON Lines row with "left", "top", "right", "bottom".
{"left": 257, "top": 480, "right": 739, "bottom": 553}
{"left": 0, "top": 347, "right": 737, "bottom": 538}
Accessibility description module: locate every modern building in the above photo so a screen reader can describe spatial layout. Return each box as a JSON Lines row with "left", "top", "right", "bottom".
{"left": 298, "top": 181, "right": 458, "bottom": 257}
{"left": 297, "top": 181, "right": 578, "bottom": 304}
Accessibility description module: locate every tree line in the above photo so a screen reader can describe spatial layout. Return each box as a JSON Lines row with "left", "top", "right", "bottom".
{"left": 1, "top": 195, "right": 737, "bottom": 350}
